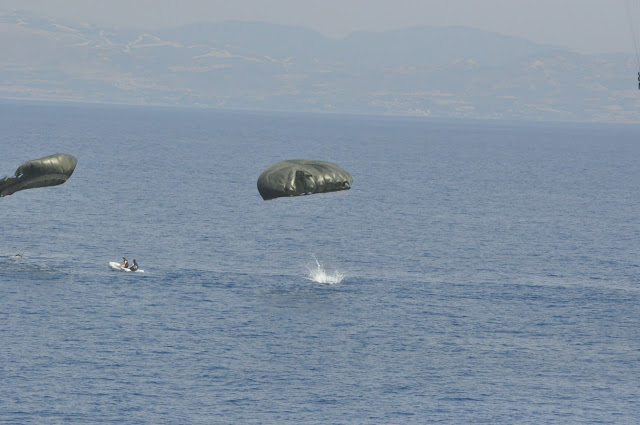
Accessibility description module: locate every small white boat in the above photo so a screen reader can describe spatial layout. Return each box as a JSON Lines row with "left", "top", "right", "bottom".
{"left": 109, "top": 261, "right": 144, "bottom": 273}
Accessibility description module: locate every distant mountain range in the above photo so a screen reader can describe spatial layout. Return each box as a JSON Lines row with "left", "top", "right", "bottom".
{"left": 1, "top": 9, "right": 640, "bottom": 122}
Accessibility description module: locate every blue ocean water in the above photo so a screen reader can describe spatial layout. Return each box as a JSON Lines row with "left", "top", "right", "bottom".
{"left": 1, "top": 102, "right": 639, "bottom": 424}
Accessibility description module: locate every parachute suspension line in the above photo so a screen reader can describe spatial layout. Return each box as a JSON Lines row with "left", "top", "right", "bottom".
{"left": 626, "top": 0, "right": 640, "bottom": 70}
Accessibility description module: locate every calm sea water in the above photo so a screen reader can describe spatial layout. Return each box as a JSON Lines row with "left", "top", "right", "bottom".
{"left": 1, "top": 102, "right": 639, "bottom": 424}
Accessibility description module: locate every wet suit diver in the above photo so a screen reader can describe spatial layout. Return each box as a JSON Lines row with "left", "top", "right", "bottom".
{"left": 128, "top": 259, "right": 139, "bottom": 272}
{"left": 120, "top": 257, "right": 128, "bottom": 268}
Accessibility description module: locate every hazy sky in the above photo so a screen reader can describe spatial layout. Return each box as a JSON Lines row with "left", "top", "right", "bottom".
{"left": 3, "top": 0, "right": 639, "bottom": 55}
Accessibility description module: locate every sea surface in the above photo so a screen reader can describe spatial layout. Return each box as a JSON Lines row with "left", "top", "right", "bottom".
{"left": 1, "top": 102, "right": 639, "bottom": 424}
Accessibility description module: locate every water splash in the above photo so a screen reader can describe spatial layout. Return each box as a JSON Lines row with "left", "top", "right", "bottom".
{"left": 306, "top": 256, "right": 345, "bottom": 284}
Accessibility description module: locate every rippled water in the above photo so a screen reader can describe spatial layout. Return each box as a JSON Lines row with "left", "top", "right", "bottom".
{"left": 1, "top": 102, "right": 639, "bottom": 424}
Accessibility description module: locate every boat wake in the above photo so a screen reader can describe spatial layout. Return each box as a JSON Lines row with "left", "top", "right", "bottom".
{"left": 305, "top": 256, "right": 345, "bottom": 284}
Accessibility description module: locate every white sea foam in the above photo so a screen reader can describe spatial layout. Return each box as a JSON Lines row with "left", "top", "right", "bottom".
{"left": 306, "top": 256, "right": 344, "bottom": 284}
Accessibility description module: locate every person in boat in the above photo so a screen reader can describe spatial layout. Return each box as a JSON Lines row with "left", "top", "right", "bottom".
{"left": 128, "top": 259, "right": 139, "bottom": 271}
{"left": 120, "top": 257, "right": 128, "bottom": 268}
{"left": 637, "top": 71, "right": 640, "bottom": 90}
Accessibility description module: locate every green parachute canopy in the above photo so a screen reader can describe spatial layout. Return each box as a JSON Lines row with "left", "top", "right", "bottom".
{"left": 257, "top": 159, "right": 353, "bottom": 200}
{"left": 0, "top": 153, "right": 77, "bottom": 197}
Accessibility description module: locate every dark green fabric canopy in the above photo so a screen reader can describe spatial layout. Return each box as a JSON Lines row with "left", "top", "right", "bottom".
{"left": 0, "top": 153, "right": 77, "bottom": 197}
{"left": 257, "top": 159, "right": 353, "bottom": 200}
